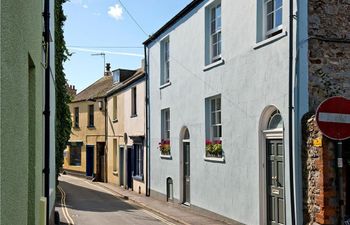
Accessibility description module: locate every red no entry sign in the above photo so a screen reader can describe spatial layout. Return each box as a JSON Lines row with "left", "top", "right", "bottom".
{"left": 316, "top": 96, "right": 350, "bottom": 140}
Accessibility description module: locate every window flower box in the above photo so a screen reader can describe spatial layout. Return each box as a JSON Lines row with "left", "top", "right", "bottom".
{"left": 205, "top": 140, "right": 222, "bottom": 158}
{"left": 159, "top": 139, "right": 171, "bottom": 155}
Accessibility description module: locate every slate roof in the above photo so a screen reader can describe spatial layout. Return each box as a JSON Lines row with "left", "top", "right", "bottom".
{"left": 72, "top": 75, "right": 113, "bottom": 103}
{"left": 107, "top": 68, "right": 145, "bottom": 96}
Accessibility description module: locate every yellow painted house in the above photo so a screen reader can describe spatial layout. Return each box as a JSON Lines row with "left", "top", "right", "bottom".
{"left": 106, "top": 68, "right": 147, "bottom": 194}
{"left": 64, "top": 69, "right": 113, "bottom": 181}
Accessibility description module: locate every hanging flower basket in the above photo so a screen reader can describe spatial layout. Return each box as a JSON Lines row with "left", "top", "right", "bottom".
{"left": 159, "top": 139, "right": 171, "bottom": 155}
{"left": 205, "top": 140, "right": 222, "bottom": 157}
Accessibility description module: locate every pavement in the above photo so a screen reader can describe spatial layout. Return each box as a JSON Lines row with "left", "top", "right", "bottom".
{"left": 57, "top": 174, "right": 236, "bottom": 225}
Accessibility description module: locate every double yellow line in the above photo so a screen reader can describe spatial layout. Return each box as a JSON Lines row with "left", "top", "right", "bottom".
{"left": 57, "top": 185, "right": 75, "bottom": 225}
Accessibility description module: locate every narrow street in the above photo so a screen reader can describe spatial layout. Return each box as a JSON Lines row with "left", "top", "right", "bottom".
{"left": 56, "top": 175, "right": 180, "bottom": 225}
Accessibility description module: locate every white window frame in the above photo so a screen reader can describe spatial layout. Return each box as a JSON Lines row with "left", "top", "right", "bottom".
{"left": 160, "top": 37, "right": 170, "bottom": 85}
{"left": 209, "top": 2, "right": 221, "bottom": 63}
{"left": 264, "top": 0, "right": 283, "bottom": 38}
{"left": 161, "top": 108, "right": 170, "bottom": 140}
{"left": 209, "top": 96, "right": 222, "bottom": 141}
{"left": 134, "top": 144, "right": 143, "bottom": 177}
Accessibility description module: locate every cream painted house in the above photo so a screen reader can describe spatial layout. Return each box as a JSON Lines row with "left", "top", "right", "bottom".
{"left": 106, "top": 68, "right": 147, "bottom": 194}
{"left": 64, "top": 70, "right": 113, "bottom": 182}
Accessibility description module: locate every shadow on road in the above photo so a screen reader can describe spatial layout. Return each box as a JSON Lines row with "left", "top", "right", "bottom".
{"left": 57, "top": 180, "right": 138, "bottom": 213}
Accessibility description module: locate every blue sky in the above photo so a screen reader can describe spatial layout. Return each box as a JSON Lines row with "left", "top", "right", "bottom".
{"left": 63, "top": 0, "right": 192, "bottom": 92}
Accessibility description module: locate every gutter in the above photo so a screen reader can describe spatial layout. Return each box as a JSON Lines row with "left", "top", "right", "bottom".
{"left": 43, "top": 0, "right": 51, "bottom": 224}
{"left": 288, "top": 0, "right": 296, "bottom": 224}
{"left": 144, "top": 45, "right": 150, "bottom": 197}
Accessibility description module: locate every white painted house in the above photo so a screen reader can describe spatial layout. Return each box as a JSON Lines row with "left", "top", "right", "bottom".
{"left": 144, "top": 0, "right": 305, "bottom": 224}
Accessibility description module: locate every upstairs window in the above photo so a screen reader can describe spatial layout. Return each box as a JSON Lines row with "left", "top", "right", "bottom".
{"left": 210, "top": 3, "right": 221, "bottom": 62}
{"left": 113, "top": 96, "right": 118, "bottom": 121}
{"left": 265, "top": 0, "right": 283, "bottom": 38}
{"left": 257, "top": 0, "right": 283, "bottom": 42}
{"left": 88, "top": 104, "right": 94, "bottom": 127}
{"left": 131, "top": 87, "right": 137, "bottom": 117}
{"left": 160, "top": 37, "right": 170, "bottom": 85}
{"left": 74, "top": 107, "right": 79, "bottom": 128}
{"left": 205, "top": 1, "right": 222, "bottom": 65}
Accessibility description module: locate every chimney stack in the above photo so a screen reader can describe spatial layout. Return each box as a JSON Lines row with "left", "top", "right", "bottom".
{"left": 66, "top": 84, "right": 77, "bottom": 97}
{"left": 105, "top": 63, "right": 112, "bottom": 76}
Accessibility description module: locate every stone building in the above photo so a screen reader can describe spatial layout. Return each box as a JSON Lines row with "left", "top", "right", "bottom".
{"left": 302, "top": 1, "right": 350, "bottom": 225}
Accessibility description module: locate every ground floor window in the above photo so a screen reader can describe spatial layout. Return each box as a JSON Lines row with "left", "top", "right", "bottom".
{"left": 134, "top": 144, "right": 143, "bottom": 177}
{"left": 70, "top": 146, "right": 81, "bottom": 166}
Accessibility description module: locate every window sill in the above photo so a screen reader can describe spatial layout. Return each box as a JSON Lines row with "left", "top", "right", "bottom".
{"left": 112, "top": 119, "right": 118, "bottom": 123}
{"left": 69, "top": 165, "right": 82, "bottom": 167}
{"left": 254, "top": 30, "right": 288, "bottom": 50}
{"left": 87, "top": 126, "right": 95, "bottom": 129}
{"left": 203, "top": 58, "right": 225, "bottom": 71}
{"left": 132, "top": 175, "right": 144, "bottom": 182}
{"left": 204, "top": 156, "right": 225, "bottom": 163}
{"left": 130, "top": 114, "right": 138, "bottom": 118}
{"left": 159, "top": 82, "right": 172, "bottom": 89}
{"left": 160, "top": 154, "right": 172, "bottom": 160}
{"left": 73, "top": 126, "right": 80, "bottom": 130}
{"left": 113, "top": 171, "right": 118, "bottom": 176}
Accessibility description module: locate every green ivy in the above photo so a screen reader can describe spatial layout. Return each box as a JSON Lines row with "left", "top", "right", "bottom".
{"left": 55, "top": 0, "right": 72, "bottom": 180}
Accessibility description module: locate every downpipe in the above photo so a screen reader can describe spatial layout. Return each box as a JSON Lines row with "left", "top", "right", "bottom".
{"left": 43, "top": 0, "right": 51, "bottom": 224}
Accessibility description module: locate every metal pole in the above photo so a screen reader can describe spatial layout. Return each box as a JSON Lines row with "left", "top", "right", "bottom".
{"left": 91, "top": 53, "right": 106, "bottom": 75}
{"left": 338, "top": 141, "right": 344, "bottom": 224}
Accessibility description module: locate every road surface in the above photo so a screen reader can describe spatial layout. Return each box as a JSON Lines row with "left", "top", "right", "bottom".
{"left": 56, "top": 175, "right": 179, "bottom": 225}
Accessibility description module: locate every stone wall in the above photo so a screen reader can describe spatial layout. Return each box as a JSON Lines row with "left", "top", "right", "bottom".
{"left": 302, "top": 114, "right": 338, "bottom": 225}
{"left": 308, "top": 0, "right": 350, "bottom": 111}
{"left": 305, "top": 2, "right": 350, "bottom": 223}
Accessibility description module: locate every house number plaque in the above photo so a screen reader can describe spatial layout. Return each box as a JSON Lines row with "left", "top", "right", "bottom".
{"left": 272, "top": 189, "right": 280, "bottom": 195}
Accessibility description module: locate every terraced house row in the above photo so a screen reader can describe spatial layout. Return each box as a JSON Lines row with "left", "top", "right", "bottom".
{"left": 64, "top": 0, "right": 350, "bottom": 224}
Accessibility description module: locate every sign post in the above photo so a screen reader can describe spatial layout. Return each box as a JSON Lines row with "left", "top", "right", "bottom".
{"left": 316, "top": 96, "right": 350, "bottom": 224}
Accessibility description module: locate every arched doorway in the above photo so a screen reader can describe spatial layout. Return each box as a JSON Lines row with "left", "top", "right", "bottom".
{"left": 259, "top": 107, "right": 285, "bottom": 225}
{"left": 180, "top": 127, "right": 190, "bottom": 205}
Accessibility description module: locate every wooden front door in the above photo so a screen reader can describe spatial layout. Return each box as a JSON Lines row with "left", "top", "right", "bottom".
{"left": 86, "top": 145, "right": 94, "bottom": 177}
{"left": 267, "top": 139, "right": 285, "bottom": 225}
{"left": 183, "top": 142, "right": 190, "bottom": 204}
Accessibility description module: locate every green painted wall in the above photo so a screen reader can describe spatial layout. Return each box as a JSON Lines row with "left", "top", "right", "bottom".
{"left": 0, "top": 0, "right": 45, "bottom": 224}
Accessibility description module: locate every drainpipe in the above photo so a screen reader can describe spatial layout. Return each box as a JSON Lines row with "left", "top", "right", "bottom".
{"left": 144, "top": 45, "right": 150, "bottom": 197}
{"left": 288, "top": 0, "right": 296, "bottom": 224}
{"left": 104, "top": 96, "right": 108, "bottom": 182}
{"left": 43, "top": 0, "right": 51, "bottom": 224}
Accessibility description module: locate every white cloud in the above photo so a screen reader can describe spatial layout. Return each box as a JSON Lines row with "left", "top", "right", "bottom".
{"left": 83, "top": 4, "right": 88, "bottom": 8}
{"left": 108, "top": 4, "right": 123, "bottom": 21}
{"left": 93, "top": 12, "right": 101, "bottom": 16}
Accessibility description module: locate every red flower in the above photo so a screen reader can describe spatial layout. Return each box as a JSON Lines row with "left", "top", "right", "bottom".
{"left": 214, "top": 140, "right": 222, "bottom": 145}
{"left": 205, "top": 140, "right": 212, "bottom": 145}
